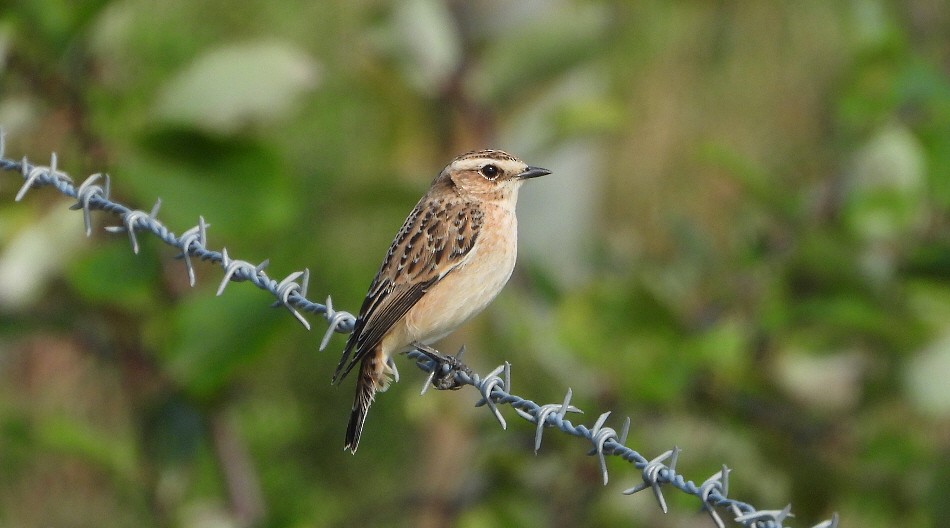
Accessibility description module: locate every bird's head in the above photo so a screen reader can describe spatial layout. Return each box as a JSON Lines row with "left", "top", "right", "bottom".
{"left": 435, "top": 149, "right": 550, "bottom": 202}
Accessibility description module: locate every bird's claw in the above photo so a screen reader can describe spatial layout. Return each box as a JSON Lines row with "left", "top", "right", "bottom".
{"left": 412, "top": 343, "right": 472, "bottom": 391}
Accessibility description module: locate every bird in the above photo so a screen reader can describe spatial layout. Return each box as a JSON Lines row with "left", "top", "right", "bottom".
{"left": 332, "top": 149, "right": 551, "bottom": 453}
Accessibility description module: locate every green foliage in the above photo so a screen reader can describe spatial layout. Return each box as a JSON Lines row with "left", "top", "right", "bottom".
{"left": 2, "top": 1, "right": 950, "bottom": 527}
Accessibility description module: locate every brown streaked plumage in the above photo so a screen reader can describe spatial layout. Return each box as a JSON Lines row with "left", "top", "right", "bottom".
{"left": 332, "top": 149, "right": 551, "bottom": 453}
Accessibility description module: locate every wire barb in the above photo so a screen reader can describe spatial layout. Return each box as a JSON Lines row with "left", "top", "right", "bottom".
{"left": 270, "top": 269, "right": 312, "bottom": 330}
{"left": 104, "top": 198, "right": 162, "bottom": 254}
{"left": 811, "top": 512, "right": 839, "bottom": 528}
{"left": 319, "top": 295, "right": 355, "bottom": 351}
{"left": 16, "top": 152, "right": 72, "bottom": 202}
{"left": 69, "top": 173, "right": 111, "bottom": 236}
{"left": 217, "top": 248, "right": 269, "bottom": 295}
{"left": 734, "top": 503, "right": 793, "bottom": 527}
{"left": 586, "top": 411, "right": 620, "bottom": 485}
{"left": 699, "top": 465, "right": 732, "bottom": 528}
{"left": 533, "top": 389, "right": 583, "bottom": 454}
{"left": 473, "top": 362, "right": 510, "bottom": 429}
{"left": 175, "top": 216, "right": 210, "bottom": 286}
{"left": 622, "top": 446, "right": 681, "bottom": 514}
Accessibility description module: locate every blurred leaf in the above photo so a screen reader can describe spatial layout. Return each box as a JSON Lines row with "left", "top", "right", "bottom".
{"left": 904, "top": 330, "right": 950, "bottom": 417}
{"left": 383, "top": 0, "right": 461, "bottom": 94}
{"left": 35, "top": 414, "right": 137, "bottom": 478}
{"left": 699, "top": 142, "right": 794, "bottom": 217}
{"left": 0, "top": 207, "right": 87, "bottom": 311}
{"left": 474, "top": 5, "right": 607, "bottom": 104}
{"left": 787, "top": 231, "right": 862, "bottom": 293}
{"left": 67, "top": 242, "right": 161, "bottom": 312}
{"left": 907, "top": 280, "right": 950, "bottom": 326}
{"left": 792, "top": 293, "right": 921, "bottom": 350}
{"left": 554, "top": 280, "right": 697, "bottom": 403}
{"left": 0, "top": 21, "right": 11, "bottom": 69}
{"left": 836, "top": 50, "right": 903, "bottom": 134}
{"left": 688, "top": 317, "right": 749, "bottom": 380}
{"left": 141, "top": 395, "right": 204, "bottom": 465}
{"left": 861, "top": 408, "right": 932, "bottom": 472}
{"left": 550, "top": 97, "right": 626, "bottom": 137}
{"left": 7, "top": 0, "right": 111, "bottom": 55}
{"left": 153, "top": 40, "right": 320, "bottom": 134}
{"left": 124, "top": 131, "right": 295, "bottom": 239}
{"left": 773, "top": 349, "right": 864, "bottom": 412}
{"left": 156, "top": 286, "right": 282, "bottom": 400}
{"left": 845, "top": 123, "right": 926, "bottom": 241}
{"left": 0, "top": 413, "right": 31, "bottom": 471}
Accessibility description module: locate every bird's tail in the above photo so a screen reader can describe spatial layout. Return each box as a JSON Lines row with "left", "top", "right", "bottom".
{"left": 344, "top": 356, "right": 379, "bottom": 454}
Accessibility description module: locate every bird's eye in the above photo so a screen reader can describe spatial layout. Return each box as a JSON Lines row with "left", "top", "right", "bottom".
{"left": 480, "top": 164, "right": 500, "bottom": 179}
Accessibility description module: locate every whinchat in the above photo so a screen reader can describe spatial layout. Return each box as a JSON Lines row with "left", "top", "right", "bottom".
{"left": 332, "top": 149, "right": 551, "bottom": 453}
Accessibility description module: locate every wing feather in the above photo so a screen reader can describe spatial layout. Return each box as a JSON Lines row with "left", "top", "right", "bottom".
{"left": 332, "top": 198, "right": 483, "bottom": 382}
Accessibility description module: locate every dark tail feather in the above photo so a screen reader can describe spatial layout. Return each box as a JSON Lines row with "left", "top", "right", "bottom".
{"left": 344, "top": 358, "right": 377, "bottom": 454}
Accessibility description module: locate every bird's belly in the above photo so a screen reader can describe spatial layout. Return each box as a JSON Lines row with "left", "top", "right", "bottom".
{"left": 404, "top": 220, "right": 517, "bottom": 346}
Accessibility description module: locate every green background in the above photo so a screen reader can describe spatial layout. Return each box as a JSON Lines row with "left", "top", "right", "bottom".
{"left": 1, "top": 1, "right": 949, "bottom": 527}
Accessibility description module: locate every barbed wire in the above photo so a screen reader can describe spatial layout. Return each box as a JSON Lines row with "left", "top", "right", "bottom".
{"left": 0, "top": 132, "right": 838, "bottom": 528}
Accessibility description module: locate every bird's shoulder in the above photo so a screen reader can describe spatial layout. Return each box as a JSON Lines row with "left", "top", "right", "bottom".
{"left": 371, "top": 195, "right": 485, "bottom": 289}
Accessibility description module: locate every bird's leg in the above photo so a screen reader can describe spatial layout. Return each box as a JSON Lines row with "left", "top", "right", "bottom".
{"left": 411, "top": 343, "right": 472, "bottom": 390}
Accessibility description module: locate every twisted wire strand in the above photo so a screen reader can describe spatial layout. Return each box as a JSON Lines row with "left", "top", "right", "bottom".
{"left": 0, "top": 136, "right": 838, "bottom": 528}
{"left": 0, "top": 135, "right": 356, "bottom": 342}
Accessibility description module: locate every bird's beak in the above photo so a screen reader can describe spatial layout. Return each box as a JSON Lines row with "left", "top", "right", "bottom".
{"left": 517, "top": 166, "right": 552, "bottom": 180}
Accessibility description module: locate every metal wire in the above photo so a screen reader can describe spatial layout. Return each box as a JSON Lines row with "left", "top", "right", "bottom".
{"left": 0, "top": 135, "right": 838, "bottom": 528}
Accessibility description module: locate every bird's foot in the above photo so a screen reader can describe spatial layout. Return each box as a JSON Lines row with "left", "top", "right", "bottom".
{"left": 411, "top": 343, "right": 472, "bottom": 391}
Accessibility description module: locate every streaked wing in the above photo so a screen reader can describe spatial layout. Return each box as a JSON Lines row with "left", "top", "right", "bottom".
{"left": 333, "top": 198, "right": 484, "bottom": 382}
